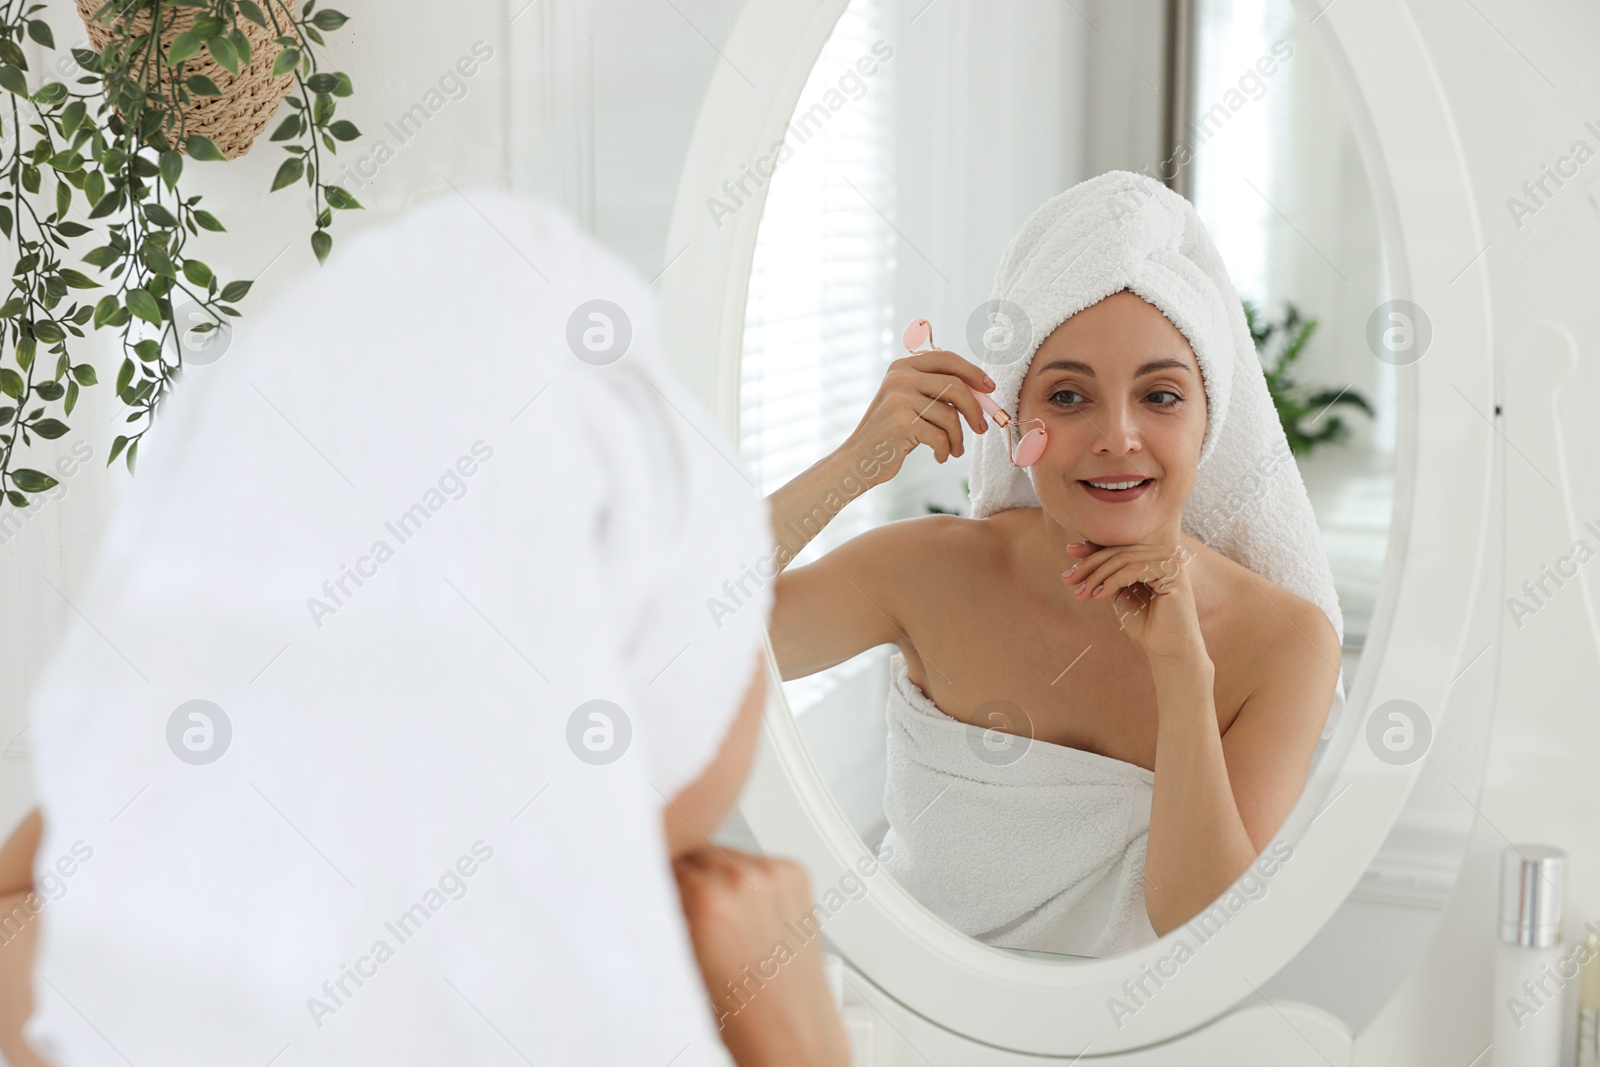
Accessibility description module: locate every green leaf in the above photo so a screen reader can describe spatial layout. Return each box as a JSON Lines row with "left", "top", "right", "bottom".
{"left": 56, "top": 221, "right": 90, "bottom": 238}
{"left": 10, "top": 468, "right": 57, "bottom": 492}
{"left": 64, "top": 379, "right": 78, "bottom": 415}
{"left": 85, "top": 169, "right": 104, "bottom": 206}
{"left": 192, "top": 209, "right": 225, "bottom": 232}
{"left": 159, "top": 149, "right": 183, "bottom": 189}
{"left": 84, "top": 244, "right": 119, "bottom": 268}
{"left": 185, "top": 74, "right": 221, "bottom": 96}
{"left": 34, "top": 381, "right": 64, "bottom": 400}
{"left": 143, "top": 242, "right": 177, "bottom": 278}
{"left": 271, "top": 47, "right": 300, "bottom": 77}
{"left": 33, "top": 321, "right": 65, "bottom": 344}
{"left": 125, "top": 288, "right": 161, "bottom": 325}
{"left": 182, "top": 260, "right": 213, "bottom": 287}
{"left": 322, "top": 184, "right": 361, "bottom": 210}
{"left": 25, "top": 19, "right": 54, "bottom": 48}
{"left": 93, "top": 294, "right": 118, "bottom": 328}
{"left": 220, "top": 279, "right": 252, "bottom": 302}
{"left": 57, "top": 268, "right": 99, "bottom": 289}
{"left": 310, "top": 9, "right": 348, "bottom": 30}
{"left": 143, "top": 201, "right": 179, "bottom": 228}
{"left": 270, "top": 156, "right": 304, "bottom": 192}
{"left": 0, "top": 297, "right": 22, "bottom": 318}
{"left": 61, "top": 99, "right": 85, "bottom": 137}
{"left": 0, "top": 367, "right": 22, "bottom": 398}
{"left": 115, "top": 357, "right": 133, "bottom": 394}
{"left": 268, "top": 114, "right": 301, "bottom": 141}
{"left": 71, "top": 363, "right": 97, "bottom": 385}
{"left": 306, "top": 72, "right": 339, "bottom": 94}
{"left": 30, "top": 417, "right": 67, "bottom": 439}
{"left": 16, "top": 335, "right": 35, "bottom": 371}
{"left": 327, "top": 119, "right": 359, "bottom": 142}
{"left": 185, "top": 135, "right": 226, "bottom": 162}
{"left": 107, "top": 435, "right": 127, "bottom": 465}
{"left": 330, "top": 72, "right": 353, "bottom": 98}
{"left": 4, "top": 490, "right": 25, "bottom": 508}
{"left": 134, "top": 338, "right": 161, "bottom": 362}
{"left": 125, "top": 439, "right": 138, "bottom": 473}
{"left": 238, "top": 1, "right": 268, "bottom": 27}
{"left": 167, "top": 30, "right": 204, "bottom": 66}
{"left": 206, "top": 35, "right": 240, "bottom": 75}
{"left": 0, "top": 205, "right": 10, "bottom": 238}
{"left": 311, "top": 229, "right": 331, "bottom": 265}
{"left": 318, "top": 184, "right": 360, "bottom": 211}
{"left": 0, "top": 65, "right": 28, "bottom": 97}
{"left": 47, "top": 150, "right": 83, "bottom": 172}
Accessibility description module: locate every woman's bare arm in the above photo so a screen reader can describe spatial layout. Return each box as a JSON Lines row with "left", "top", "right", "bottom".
{"left": 1142, "top": 599, "right": 1339, "bottom": 934}
{"left": 764, "top": 346, "right": 994, "bottom": 681}
{"left": 0, "top": 809, "right": 49, "bottom": 1067}
{"left": 0, "top": 809, "right": 40, "bottom": 898}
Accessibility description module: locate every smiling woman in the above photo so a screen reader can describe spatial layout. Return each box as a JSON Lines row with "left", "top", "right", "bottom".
{"left": 761, "top": 170, "right": 1343, "bottom": 958}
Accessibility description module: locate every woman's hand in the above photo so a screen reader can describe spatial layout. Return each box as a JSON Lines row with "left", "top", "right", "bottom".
{"left": 1062, "top": 539, "right": 1210, "bottom": 664}
{"left": 673, "top": 846, "right": 850, "bottom": 1067}
{"left": 842, "top": 348, "right": 995, "bottom": 488}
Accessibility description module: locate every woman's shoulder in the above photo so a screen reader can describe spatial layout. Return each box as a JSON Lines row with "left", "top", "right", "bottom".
{"left": 1194, "top": 543, "right": 1342, "bottom": 699}
{"left": 856, "top": 510, "right": 1007, "bottom": 563}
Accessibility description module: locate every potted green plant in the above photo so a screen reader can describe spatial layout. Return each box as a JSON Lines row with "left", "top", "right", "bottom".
{"left": 0, "top": 0, "right": 360, "bottom": 513}
{"left": 1244, "top": 298, "right": 1374, "bottom": 456}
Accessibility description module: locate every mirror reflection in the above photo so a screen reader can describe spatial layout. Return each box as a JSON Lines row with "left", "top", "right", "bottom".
{"left": 739, "top": 0, "right": 1393, "bottom": 960}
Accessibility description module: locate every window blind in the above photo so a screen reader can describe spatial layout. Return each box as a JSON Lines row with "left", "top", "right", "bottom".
{"left": 739, "top": 0, "right": 894, "bottom": 714}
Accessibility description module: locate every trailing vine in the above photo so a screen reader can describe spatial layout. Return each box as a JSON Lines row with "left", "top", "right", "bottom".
{"left": 0, "top": 0, "right": 358, "bottom": 513}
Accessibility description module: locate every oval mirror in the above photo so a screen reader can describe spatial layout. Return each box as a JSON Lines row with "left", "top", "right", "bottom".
{"left": 660, "top": 0, "right": 1496, "bottom": 1052}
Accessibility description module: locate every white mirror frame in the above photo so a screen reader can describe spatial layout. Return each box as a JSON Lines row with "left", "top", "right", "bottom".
{"left": 658, "top": 0, "right": 1496, "bottom": 1053}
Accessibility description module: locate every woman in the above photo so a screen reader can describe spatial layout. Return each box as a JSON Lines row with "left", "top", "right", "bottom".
{"left": 0, "top": 187, "right": 849, "bottom": 1067}
{"left": 764, "top": 171, "right": 1343, "bottom": 956}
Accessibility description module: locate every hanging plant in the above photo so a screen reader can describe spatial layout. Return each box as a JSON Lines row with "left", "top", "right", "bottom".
{"left": 0, "top": 0, "right": 361, "bottom": 514}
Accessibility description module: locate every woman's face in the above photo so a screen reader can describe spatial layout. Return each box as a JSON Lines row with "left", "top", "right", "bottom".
{"left": 1014, "top": 289, "right": 1208, "bottom": 546}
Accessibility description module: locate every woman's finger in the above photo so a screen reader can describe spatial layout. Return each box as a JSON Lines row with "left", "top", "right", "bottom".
{"left": 1070, "top": 547, "right": 1169, "bottom": 599}
{"left": 900, "top": 393, "right": 965, "bottom": 461}
{"left": 896, "top": 347, "right": 995, "bottom": 396}
{"left": 905, "top": 368, "right": 990, "bottom": 435}
{"left": 1096, "top": 552, "right": 1188, "bottom": 599}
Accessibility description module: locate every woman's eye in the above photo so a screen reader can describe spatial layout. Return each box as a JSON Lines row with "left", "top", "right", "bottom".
{"left": 1048, "top": 388, "right": 1182, "bottom": 407}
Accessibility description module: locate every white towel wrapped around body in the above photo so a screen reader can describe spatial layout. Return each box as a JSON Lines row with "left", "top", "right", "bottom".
{"left": 876, "top": 652, "right": 1159, "bottom": 958}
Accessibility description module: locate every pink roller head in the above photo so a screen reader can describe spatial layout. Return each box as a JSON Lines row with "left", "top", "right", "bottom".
{"left": 1012, "top": 422, "right": 1048, "bottom": 467}
{"left": 902, "top": 318, "right": 933, "bottom": 352}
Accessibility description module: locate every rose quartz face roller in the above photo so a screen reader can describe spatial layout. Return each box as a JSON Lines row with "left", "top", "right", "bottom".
{"left": 901, "top": 318, "right": 1047, "bottom": 467}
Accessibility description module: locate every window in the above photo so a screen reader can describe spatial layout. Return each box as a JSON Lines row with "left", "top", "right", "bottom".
{"left": 739, "top": 0, "right": 894, "bottom": 715}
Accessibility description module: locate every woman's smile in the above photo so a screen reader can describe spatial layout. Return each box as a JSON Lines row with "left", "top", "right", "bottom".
{"left": 1078, "top": 475, "right": 1155, "bottom": 502}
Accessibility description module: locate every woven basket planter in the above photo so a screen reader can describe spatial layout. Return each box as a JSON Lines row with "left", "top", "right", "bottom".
{"left": 73, "top": 0, "right": 298, "bottom": 160}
